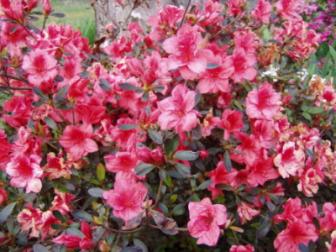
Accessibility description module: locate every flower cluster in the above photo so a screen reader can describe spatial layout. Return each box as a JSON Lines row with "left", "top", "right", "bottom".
{"left": 0, "top": 0, "right": 335, "bottom": 251}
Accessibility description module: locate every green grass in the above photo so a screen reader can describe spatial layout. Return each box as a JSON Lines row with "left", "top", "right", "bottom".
{"left": 34, "top": 0, "right": 96, "bottom": 44}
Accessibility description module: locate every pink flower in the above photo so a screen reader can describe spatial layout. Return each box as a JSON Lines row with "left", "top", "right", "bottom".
{"left": 276, "top": 0, "right": 305, "bottom": 20}
{"left": 218, "top": 109, "right": 243, "bottom": 140}
{"left": 231, "top": 49, "right": 257, "bottom": 83}
{"left": 274, "top": 142, "right": 305, "bottom": 178}
{"left": 237, "top": 202, "right": 260, "bottom": 224}
{"left": 252, "top": 120, "right": 277, "bottom": 149}
{"left": 163, "top": 25, "right": 208, "bottom": 79}
{"left": 246, "top": 83, "right": 282, "bottom": 120}
{"left": 252, "top": 0, "right": 272, "bottom": 24}
{"left": 53, "top": 221, "right": 94, "bottom": 250}
{"left": 246, "top": 156, "right": 279, "bottom": 187}
{"left": 103, "top": 173, "right": 147, "bottom": 224}
{"left": 319, "top": 203, "right": 336, "bottom": 233}
{"left": 227, "top": 0, "right": 246, "bottom": 16}
{"left": 234, "top": 30, "right": 260, "bottom": 54}
{"left": 274, "top": 198, "right": 317, "bottom": 224}
{"left": 274, "top": 220, "right": 318, "bottom": 252}
{"left": 104, "top": 151, "right": 138, "bottom": 173}
{"left": 0, "top": 130, "right": 11, "bottom": 170}
{"left": 187, "top": 198, "right": 227, "bottom": 246}
{"left": 0, "top": 188, "right": 7, "bottom": 206}
{"left": 59, "top": 124, "right": 98, "bottom": 161}
{"left": 22, "top": 49, "right": 57, "bottom": 86}
{"left": 42, "top": 0, "right": 52, "bottom": 15}
{"left": 297, "top": 162, "right": 323, "bottom": 197}
{"left": 51, "top": 191, "right": 75, "bottom": 215}
{"left": 197, "top": 56, "right": 233, "bottom": 94}
{"left": 230, "top": 244, "right": 255, "bottom": 252}
{"left": 6, "top": 155, "right": 43, "bottom": 193}
{"left": 157, "top": 85, "right": 199, "bottom": 133}
{"left": 17, "top": 206, "right": 43, "bottom": 238}
{"left": 208, "top": 161, "right": 238, "bottom": 198}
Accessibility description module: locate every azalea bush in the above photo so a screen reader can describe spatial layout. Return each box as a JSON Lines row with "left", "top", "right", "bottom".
{"left": 0, "top": 0, "right": 336, "bottom": 251}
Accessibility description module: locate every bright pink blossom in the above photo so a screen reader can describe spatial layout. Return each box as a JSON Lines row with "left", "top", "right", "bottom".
{"left": 6, "top": 155, "right": 43, "bottom": 193}
{"left": 104, "top": 151, "right": 138, "bottom": 173}
{"left": 237, "top": 202, "right": 260, "bottom": 224}
{"left": 157, "top": 84, "right": 199, "bottom": 133}
{"left": 227, "top": 0, "right": 246, "bottom": 16}
{"left": 276, "top": 0, "right": 305, "bottom": 20}
{"left": 17, "top": 206, "right": 43, "bottom": 238}
{"left": 197, "top": 56, "right": 233, "bottom": 94}
{"left": 103, "top": 173, "right": 147, "bottom": 224}
{"left": 230, "top": 244, "right": 255, "bottom": 252}
{"left": 234, "top": 30, "right": 260, "bottom": 54}
{"left": 163, "top": 25, "right": 209, "bottom": 79}
{"left": 231, "top": 49, "right": 257, "bottom": 83}
{"left": 274, "top": 220, "right": 318, "bottom": 252}
{"left": 22, "top": 49, "right": 58, "bottom": 86}
{"left": 246, "top": 157, "right": 279, "bottom": 187}
{"left": 274, "top": 142, "right": 305, "bottom": 178}
{"left": 0, "top": 130, "right": 11, "bottom": 170}
{"left": 53, "top": 221, "right": 94, "bottom": 250}
{"left": 0, "top": 188, "right": 7, "bottom": 206}
{"left": 319, "top": 203, "right": 336, "bottom": 233}
{"left": 252, "top": 0, "right": 272, "bottom": 24}
{"left": 59, "top": 124, "right": 98, "bottom": 161}
{"left": 246, "top": 83, "right": 282, "bottom": 120}
{"left": 187, "top": 198, "right": 227, "bottom": 246}
{"left": 218, "top": 109, "right": 243, "bottom": 140}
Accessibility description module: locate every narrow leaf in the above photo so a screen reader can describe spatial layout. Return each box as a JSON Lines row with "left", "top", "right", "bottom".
{"left": 135, "top": 163, "right": 155, "bottom": 176}
{"left": 0, "top": 203, "right": 16, "bottom": 223}
{"left": 174, "top": 151, "right": 199, "bottom": 161}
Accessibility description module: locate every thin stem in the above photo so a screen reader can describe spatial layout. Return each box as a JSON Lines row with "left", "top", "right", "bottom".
{"left": 154, "top": 177, "right": 164, "bottom": 208}
{"left": 178, "top": 0, "right": 192, "bottom": 29}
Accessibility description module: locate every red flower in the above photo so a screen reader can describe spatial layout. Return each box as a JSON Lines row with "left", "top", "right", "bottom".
{"left": 274, "top": 220, "right": 318, "bottom": 252}
{"left": 219, "top": 109, "right": 243, "bottom": 140}
{"left": 187, "top": 198, "right": 227, "bottom": 246}
{"left": 53, "top": 221, "right": 94, "bottom": 250}
{"left": 60, "top": 124, "right": 98, "bottom": 161}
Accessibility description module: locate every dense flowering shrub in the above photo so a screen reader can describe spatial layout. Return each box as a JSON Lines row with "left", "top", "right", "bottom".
{"left": 0, "top": 0, "right": 335, "bottom": 251}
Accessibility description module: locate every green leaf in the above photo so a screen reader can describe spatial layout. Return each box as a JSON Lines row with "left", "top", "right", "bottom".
{"left": 197, "top": 180, "right": 211, "bottom": 190}
{"left": 88, "top": 188, "right": 104, "bottom": 198}
{"left": 174, "top": 151, "right": 199, "bottom": 161}
{"left": 299, "top": 244, "right": 309, "bottom": 252}
{"left": 256, "top": 217, "right": 272, "bottom": 238}
{"left": 165, "top": 135, "right": 179, "bottom": 156}
{"left": 261, "top": 26, "right": 272, "bottom": 42}
{"left": 32, "top": 87, "right": 46, "bottom": 98}
{"left": 224, "top": 151, "right": 232, "bottom": 172}
{"left": 329, "top": 45, "right": 336, "bottom": 62}
{"left": 45, "top": 117, "right": 57, "bottom": 130}
{"left": 118, "top": 124, "right": 137, "bottom": 130}
{"left": 73, "top": 211, "right": 93, "bottom": 222}
{"left": 172, "top": 203, "right": 185, "bottom": 216}
{"left": 302, "top": 112, "right": 312, "bottom": 121}
{"left": 119, "top": 82, "right": 143, "bottom": 92}
{"left": 51, "top": 12, "right": 65, "bottom": 18}
{"left": 207, "top": 63, "right": 220, "bottom": 69}
{"left": 53, "top": 210, "right": 66, "bottom": 223}
{"left": 135, "top": 163, "right": 155, "bottom": 176}
{"left": 33, "top": 244, "right": 49, "bottom": 252}
{"left": 304, "top": 106, "right": 324, "bottom": 115}
{"left": 175, "top": 163, "right": 191, "bottom": 178}
{"left": 96, "top": 163, "right": 106, "bottom": 182}
{"left": 148, "top": 129, "right": 163, "bottom": 145}
{"left": 0, "top": 203, "right": 16, "bottom": 223}
{"left": 55, "top": 86, "right": 69, "bottom": 102}
{"left": 99, "top": 79, "right": 111, "bottom": 91}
